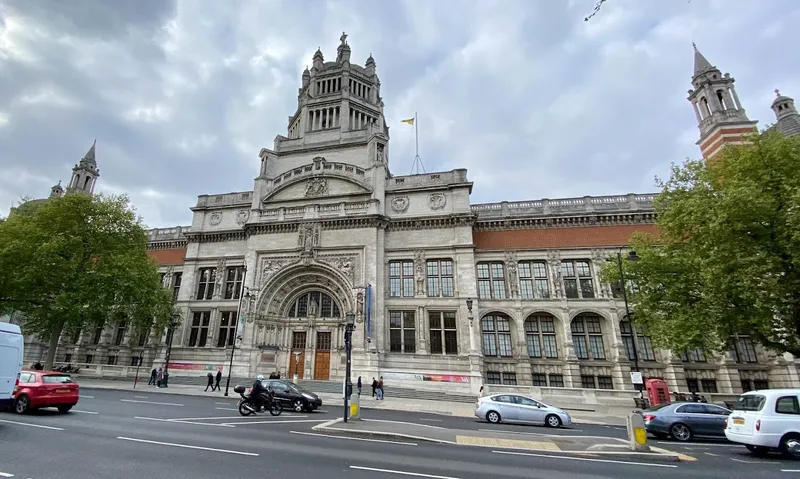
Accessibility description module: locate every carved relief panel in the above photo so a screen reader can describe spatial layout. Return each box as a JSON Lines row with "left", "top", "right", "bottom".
{"left": 413, "top": 250, "right": 426, "bottom": 296}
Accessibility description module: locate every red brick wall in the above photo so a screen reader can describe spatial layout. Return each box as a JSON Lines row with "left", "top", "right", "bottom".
{"left": 473, "top": 224, "right": 659, "bottom": 250}
{"left": 147, "top": 248, "right": 186, "bottom": 265}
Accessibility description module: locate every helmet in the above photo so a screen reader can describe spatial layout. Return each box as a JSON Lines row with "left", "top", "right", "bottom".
{"left": 257, "top": 375, "right": 264, "bottom": 381}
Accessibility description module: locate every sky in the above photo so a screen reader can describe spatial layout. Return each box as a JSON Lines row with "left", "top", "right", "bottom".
{"left": 0, "top": 0, "right": 798, "bottom": 229}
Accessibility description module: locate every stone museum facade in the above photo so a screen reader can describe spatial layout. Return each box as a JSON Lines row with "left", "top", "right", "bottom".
{"left": 13, "top": 38, "right": 800, "bottom": 400}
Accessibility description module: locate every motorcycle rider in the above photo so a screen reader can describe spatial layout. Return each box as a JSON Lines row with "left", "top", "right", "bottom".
{"left": 250, "top": 375, "right": 269, "bottom": 412}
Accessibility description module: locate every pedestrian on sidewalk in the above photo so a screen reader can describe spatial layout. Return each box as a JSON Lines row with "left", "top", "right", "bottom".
{"left": 148, "top": 368, "right": 157, "bottom": 386}
{"left": 377, "top": 376, "right": 384, "bottom": 400}
{"left": 214, "top": 369, "right": 222, "bottom": 391}
{"left": 357, "top": 376, "right": 362, "bottom": 396}
{"left": 371, "top": 377, "right": 377, "bottom": 397}
{"left": 205, "top": 372, "right": 214, "bottom": 391}
{"left": 156, "top": 367, "right": 163, "bottom": 387}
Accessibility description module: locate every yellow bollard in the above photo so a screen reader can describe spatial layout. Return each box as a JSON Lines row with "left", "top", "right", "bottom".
{"left": 634, "top": 427, "right": 648, "bottom": 445}
{"left": 627, "top": 412, "right": 650, "bottom": 452}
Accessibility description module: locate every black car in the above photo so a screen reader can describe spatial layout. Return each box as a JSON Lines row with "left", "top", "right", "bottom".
{"left": 262, "top": 380, "right": 322, "bottom": 413}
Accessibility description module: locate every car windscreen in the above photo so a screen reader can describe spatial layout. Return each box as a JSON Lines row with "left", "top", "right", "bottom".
{"left": 42, "top": 375, "right": 73, "bottom": 384}
{"left": 735, "top": 394, "right": 766, "bottom": 412}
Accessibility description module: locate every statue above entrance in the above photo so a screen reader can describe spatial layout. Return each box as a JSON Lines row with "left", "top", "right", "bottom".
{"left": 298, "top": 223, "right": 321, "bottom": 253}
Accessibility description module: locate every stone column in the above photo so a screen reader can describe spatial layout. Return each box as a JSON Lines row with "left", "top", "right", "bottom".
{"left": 717, "top": 354, "right": 741, "bottom": 394}
{"left": 416, "top": 305, "right": 427, "bottom": 354}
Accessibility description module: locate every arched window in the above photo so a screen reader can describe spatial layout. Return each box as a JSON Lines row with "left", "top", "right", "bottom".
{"left": 83, "top": 176, "right": 91, "bottom": 190}
{"left": 524, "top": 314, "right": 558, "bottom": 358}
{"left": 620, "top": 320, "right": 655, "bottom": 361}
{"left": 570, "top": 314, "right": 605, "bottom": 360}
{"left": 288, "top": 291, "right": 341, "bottom": 318}
{"left": 481, "top": 314, "right": 513, "bottom": 357}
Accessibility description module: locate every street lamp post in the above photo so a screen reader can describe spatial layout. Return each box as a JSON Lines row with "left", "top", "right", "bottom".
{"left": 133, "top": 350, "right": 144, "bottom": 389}
{"left": 612, "top": 249, "right": 643, "bottom": 402}
{"left": 162, "top": 312, "right": 180, "bottom": 388}
{"left": 466, "top": 298, "right": 477, "bottom": 354}
{"left": 343, "top": 312, "right": 356, "bottom": 423}
{"left": 224, "top": 268, "right": 248, "bottom": 397}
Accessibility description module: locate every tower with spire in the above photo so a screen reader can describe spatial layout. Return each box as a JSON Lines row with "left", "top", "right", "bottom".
{"left": 66, "top": 140, "right": 100, "bottom": 195}
{"left": 768, "top": 89, "right": 800, "bottom": 137}
{"left": 687, "top": 44, "right": 758, "bottom": 159}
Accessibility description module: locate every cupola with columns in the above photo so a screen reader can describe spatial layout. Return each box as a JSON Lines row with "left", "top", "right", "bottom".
{"left": 770, "top": 89, "right": 800, "bottom": 137}
{"left": 66, "top": 140, "right": 100, "bottom": 195}
{"left": 687, "top": 43, "right": 758, "bottom": 160}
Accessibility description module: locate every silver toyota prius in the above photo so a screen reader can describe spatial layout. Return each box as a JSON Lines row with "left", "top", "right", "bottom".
{"left": 475, "top": 393, "right": 572, "bottom": 428}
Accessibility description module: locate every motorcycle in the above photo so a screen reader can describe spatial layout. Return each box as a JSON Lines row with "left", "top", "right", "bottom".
{"left": 234, "top": 385, "right": 282, "bottom": 416}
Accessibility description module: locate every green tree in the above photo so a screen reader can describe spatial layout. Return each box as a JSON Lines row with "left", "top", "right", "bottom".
{"left": 0, "top": 193, "right": 173, "bottom": 369}
{"left": 601, "top": 131, "right": 800, "bottom": 356}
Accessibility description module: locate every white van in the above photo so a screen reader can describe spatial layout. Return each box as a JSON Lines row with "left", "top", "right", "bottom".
{"left": 0, "top": 322, "right": 24, "bottom": 411}
{"left": 725, "top": 389, "right": 800, "bottom": 458}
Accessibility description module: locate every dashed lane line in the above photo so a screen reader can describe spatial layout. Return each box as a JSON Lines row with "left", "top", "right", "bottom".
{"left": 0, "top": 472, "right": 14, "bottom": 477}
{"left": 0, "top": 419, "right": 64, "bottom": 430}
{"left": 493, "top": 450, "right": 678, "bottom": 468}
{"left": 218, "top": 419, "right": 327, "bottom": 426}
{"left": 134, "top": 416, "right": 235, "bottom": 428}
{"left": 117, "top": 436, "right": 258, "bottom": 456}
{"left": 71, "top": 410, "right": 99, "bottom": 414}
{"left": 121, "top": 399, "right": 184, "bottom": 407}
{"left": 290, "top": 430, "right": 418, "bottom": 446}
{"left": 350, "top": 466, "right": 461, "bottom": 479}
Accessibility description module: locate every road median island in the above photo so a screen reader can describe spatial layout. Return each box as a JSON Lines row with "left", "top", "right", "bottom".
{"left": 312, "top": 418, "right": 693, "bottom": 463}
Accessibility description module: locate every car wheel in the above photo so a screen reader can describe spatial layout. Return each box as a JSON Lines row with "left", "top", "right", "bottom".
{"left": 57, "top": 405, "right": 72, "bottom": 413}
{"left": 14, "top": 395, "right": 30, "bottom": 414}
{"left": 780, "top": 434, "right": 800, "bottom": 459}
{"left": 486, "top": 410, "right": 501, "bottom": 424}
{"left": 545, "top": 414, "right": 562, "bottom": 428}
{"left": 746, "top": 444, "right": 770, "bottom": 456}
{"left": 293, "top": 399, "right": 305, "bottom": 412}
{"left": 669, "top": 423, "right": 693, "bottom": 442}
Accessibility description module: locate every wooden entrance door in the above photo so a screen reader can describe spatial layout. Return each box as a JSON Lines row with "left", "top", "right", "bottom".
{"left": 313, "top": 331, "right": 332, "bottom": 380}
{"left": 289, "top": 350, "right": 305, "bottom": 379}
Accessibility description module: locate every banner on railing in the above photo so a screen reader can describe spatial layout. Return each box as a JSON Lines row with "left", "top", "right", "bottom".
{"left": 168, "top": 363, "right": 223, "bottom": 371}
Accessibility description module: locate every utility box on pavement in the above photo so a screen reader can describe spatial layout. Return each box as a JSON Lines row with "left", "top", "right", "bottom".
{"left": 349, "top": 393, "right": 361, "bottom": 420}
{"left": 626, "top": 412, "right": 650, "bottom": 452}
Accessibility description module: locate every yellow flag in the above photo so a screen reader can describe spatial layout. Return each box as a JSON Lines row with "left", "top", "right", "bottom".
{"left": 401, "top": 118, "right": 414, "bottom": 125}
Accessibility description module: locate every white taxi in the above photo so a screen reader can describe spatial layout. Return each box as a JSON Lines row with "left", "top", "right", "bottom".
{"left": 725, "top": 389, "right": 800, "bottom": 457}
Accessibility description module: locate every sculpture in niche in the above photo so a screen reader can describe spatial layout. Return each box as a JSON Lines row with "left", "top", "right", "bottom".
{"left": 304, "top": 177, "right": 328, "bottom": 197}
{"left": 505, "top": 251, "right": 519, "bottom": 298}
{"left": 591, "top": 248, "right": 612, "bottom": 298}
{"left": 413, "top": 250, "right": 426, "bottom": 296}
{"left": 547, "top": 250, "right": 563, "bottom": 299}
{"left": 391, "top": 196, "right": 409, "bottom": 213}
{"left": 208, "top": 211, "right": 223, "bottom": 226}
{"left": 298, "top": 223, "right": 321, "bottom": 253}
{"left": 214, "top": 259, "right": 226, "bottom": 298}
{"left": 428, "top": 192, "right": 446, "bottom": 210}
{"left": 376, "top": 144, "right": 385, "bottom": 163}
{"left": 236, "top": 210, "right": 250, "bottom": 225}
{"left": 308, "top": 298, "right": 318, "bottom": 317}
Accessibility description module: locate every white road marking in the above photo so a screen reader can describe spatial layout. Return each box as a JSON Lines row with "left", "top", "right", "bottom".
{"left": 134, "top": 417, "right": 235, "bottom": 428}
{"left": 350, "top": 466, "right": 460, "bottom": 479}
{"left": 215, "top": 407, "right": 238, "bottom": 411}
{"left": 165, "top": 415, "right": 308, "bottom": 421}
{"left": 291, "top": 430, "right": 417, "bottom": 445}
{"left": 219, "top": 419, "right": 326, "bottom": 426}
{"left": 731, "top": 458, "right": 781, "bottom": 464}
{"left": 492, "top": 450, "right": 678, "bottom": 468}
{"left": 362, "top": 418, "right": 444, "bottom": 429}
{"left": 121, "top": 399, "right": 184, "bottom": 407}
{"left": 478, "top": 429, "right": 614, "bottom": 441}
{"left": 704, "top": 452, "right": 719, "bottom": 457}
{"left": 0, "top": 472, "right": 13, "bottom": 477}
{"left": 655, "top": 441, "right": 737, "bottom": 448}
{"left": 478, "top": 427, "right": 585, "bottom": 434}
{"left": 214, "top": 402, "right": 232, "bottom": 405}
{"left": 134, "top": 396, "right": 149, "bottom": 399}
{"left": 418, "top": 418, "right": 442, "bottom": 422}
{"left": 71, "top": 410, "right": 99, "bottom": 414}
{"left": 79, "top": 395, "right": 94, "bottom": 399}
{"left": 117, "top": 436, "right": 258, "bottom": 456}
{"left": 0, "top": 419, "right": 64, "bottom": 431}
{"left": 781, "top": 470, "right": 800, "bottom": 472}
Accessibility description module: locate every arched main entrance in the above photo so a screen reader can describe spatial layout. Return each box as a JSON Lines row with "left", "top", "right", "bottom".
{"left": 255, "top": 262, "right": 355, "bottom": 381}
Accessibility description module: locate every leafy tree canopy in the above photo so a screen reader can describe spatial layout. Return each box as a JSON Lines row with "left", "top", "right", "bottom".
{"left": 0, "top": 193, "right": 173, "bottom": 368}
{"left": 601, "top": 132, "right": 800, "bottom": 357}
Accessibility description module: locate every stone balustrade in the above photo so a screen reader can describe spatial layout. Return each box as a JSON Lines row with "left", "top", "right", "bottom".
{"left": 147, "top": 225, "right": 191, "bottom": 241}
{"left": 194, "top": 191, "right": 253, "bottom": 208}
{"left": 386, "top": 169, "right": 470, "bottom": 191}
{"left": 259, "top": 199, "right": 380, "bottom": 221}
{"left": 471, "top": 193, "right": 657, "bottom": 219}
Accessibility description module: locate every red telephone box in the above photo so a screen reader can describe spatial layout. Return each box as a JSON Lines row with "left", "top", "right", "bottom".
{"left": 646, "top": 378, "right": 671, "bottom": 406}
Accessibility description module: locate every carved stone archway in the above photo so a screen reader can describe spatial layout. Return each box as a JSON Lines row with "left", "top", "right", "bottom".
{"left": 256, "top": 262, "right": 356, "bottom": 319}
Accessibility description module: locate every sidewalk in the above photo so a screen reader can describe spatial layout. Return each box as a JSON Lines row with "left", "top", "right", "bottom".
{"left": 313, "top": 418, "right": 694, "bottom": 462}
{"left": 75, "top": 378, "right": 626, "bottom": 426}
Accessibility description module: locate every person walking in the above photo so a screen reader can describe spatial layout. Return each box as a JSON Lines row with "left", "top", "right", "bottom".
{"left": 214, "top": 369, "right": 222, "bottom": 391}
{"left": 377, "top": 376, "right": 384, "bottom": 400}
{"left": 371, "top": 377, "right": 378, "bottom": 397}
{"left": 148, "top": 368, "right": 157, "bottom": 386}
{"left": 205, "top": 372, "right": 214, "bottom": 391}
{"left": 357, "top": 376, "right": 362, "bottom": 396}
{"left": 156, "top": 367, "right": 163, "bottom": 388}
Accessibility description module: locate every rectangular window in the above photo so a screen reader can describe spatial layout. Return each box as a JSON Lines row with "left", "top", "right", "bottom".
{"left": 477, "top": 262, "right": 506, "bottom": 299}
{"left": 85, "top": 354, "right": 94, "bottom": 364}
{"left": 620, "top": 321, "right": 656, "bottom": 361}
{"left": 482, "top": 315, "right": 513, "bottom": 357}
{"left": 518, "top": 262, "right": 550, "bottom": 299}
{"left": 188, "top": 311, "right": 211, "bottom": 347}
{"left": 107, "top": 355, "right": 118, "bottom": 366}
{"left": 502, "top": 373, "right": 517, "bottom": 385}
{"left": 216, "top": 311, "right": 238, "bottom": 348}
{"left": 686, "top": 378, "right": 699, "bottom": 392}
{"left": 426, "top": 260, "right": 455, "bottom": 297}
{"left": 114, "top": 323, "right": 126, "bottom": 346}
{"left": 486, "top": 371, "right": 501, "bottom": 385}
{"left": 224, "top": 266, "right": 245, "bottom": 300}
{"left": 130, "top": 356, "right": 140, "bottom": 367}
{"left": 701, "top": 379, "right": 718, "bottom": 393}
{"left": 429, "top": 311, "right": 458, "bottom": 355}
{"left": 389, "top": 260, "right": 414, "bottom": 297}
{"left": 732, "top": 336, "right": 758, "bottom": 363}
{"left": 196, "top": 268, "right": 216, "bottom": 300}
{"left": 753, "top": 379, "right": 769, "bottom": 390}
{"left": 64, "top": 353, "right": 72, "bottom": 363}
{"left": 532, "top": 373, "right": 547, "bottom": 386}
{"left": 292, "top": 331, "right": 307, "bottom": 349}
{"left": 561, "top": 260, "right": 595, "bottom": 299}
{"left": 317, "top": 332, "right": 332, "bottom": 350}
{"left": 524, "top": 316, "right": 558, "bottom": 358}
{"left": 136, "top": 328, "right": 149, "bottom": 347}
{"left": 548, "top": 374, "right": 564, "bottom": 387}
{"left": 597, "top": 376, "right": 614, "bottom": 390}
{"left": 172, "top": 272, "right": 182, "bottom": 302}
{"left": 389, "top": 311, "right": 416, "bottom": 353}
{"left": 580, "top": 375, "right": 595, "bottom": 389}
{"left": 92, "top": 326, "right": 103, "bottom": 345}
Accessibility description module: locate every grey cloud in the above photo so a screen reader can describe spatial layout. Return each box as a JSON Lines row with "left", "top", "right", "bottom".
{"left": 0, "top": 0, "right": 798, "bottom": 227}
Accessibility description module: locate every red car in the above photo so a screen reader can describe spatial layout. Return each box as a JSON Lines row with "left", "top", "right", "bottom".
{"left": 12, "top": 371, "right": 80, "bottom": 414}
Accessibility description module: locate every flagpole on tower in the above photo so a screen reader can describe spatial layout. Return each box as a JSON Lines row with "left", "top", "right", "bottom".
{"left": 408, "top": 112, "right": 426, "bottom": 175}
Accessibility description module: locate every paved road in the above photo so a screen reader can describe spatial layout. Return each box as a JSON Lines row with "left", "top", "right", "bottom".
{"left": 1, "top": 388, "right": 798, "bottom": 479}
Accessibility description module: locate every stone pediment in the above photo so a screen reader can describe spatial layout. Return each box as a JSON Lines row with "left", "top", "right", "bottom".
{"left": 262, "top": 174, "right": 372, "bottom": 203}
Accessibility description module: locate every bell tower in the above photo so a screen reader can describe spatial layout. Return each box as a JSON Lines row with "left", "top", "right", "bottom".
{"left": 66, "top": 140, "right": 100, "bottom": 195}
{"left": 687, "top": 44, "right": 758, "bottom": 159}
